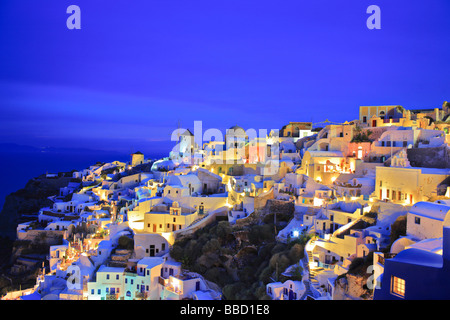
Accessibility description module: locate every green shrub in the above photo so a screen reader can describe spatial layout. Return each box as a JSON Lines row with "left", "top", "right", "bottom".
{"left": 288, "top": 243, "right": 304, "bottom": 263}
{"left": 117, "top": 235, "right": 134, "bottom": 250}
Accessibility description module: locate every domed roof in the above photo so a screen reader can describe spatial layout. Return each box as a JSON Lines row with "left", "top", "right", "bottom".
{"left": 228, "top": 125, "right": 245, "bottom": 131}
{"left": 226, "top": 125, "right": 247, "bottom": 136}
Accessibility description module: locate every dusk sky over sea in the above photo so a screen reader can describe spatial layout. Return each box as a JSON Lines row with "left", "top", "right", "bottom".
{"left": 1, "top": 0, "right": 449, "bottom": 155}
{"left": 2, "top": 0, "right": 450, "bottom": 303}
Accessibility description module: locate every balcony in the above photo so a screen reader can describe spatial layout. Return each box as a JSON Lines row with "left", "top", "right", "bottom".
{"left": 377, "top": 253, "right": 397, "bottom": 265}
{"left": 135, "top": 292, "right": 148, "bottom": 300}
{"left": 105, "top": 293, "right": 119, "bottom": 300}
{"left": 165, "top": 285, "right": 183, "bottom": 296}
{"left": 158, "top": 276, "right": 169, "bottom": 286}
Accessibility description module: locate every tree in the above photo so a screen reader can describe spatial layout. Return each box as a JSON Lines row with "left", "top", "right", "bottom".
{"left": 289, "top": 264, "right": 303, "bottom": 281}
{"left": 288, "top": 243, "right": 304, "bottom": 263}
{"left": 351, "top": 125, "right": 373, "bottom": 143}
{"left": 387, "top": 215, "right": 407, "bottom": 250}
{"left": 118, "top": 235, "right": 134, "bottom": 250}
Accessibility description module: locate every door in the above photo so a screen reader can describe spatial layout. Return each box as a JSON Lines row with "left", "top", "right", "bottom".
{"left": 150, "top": 245, "right": 155, "bottom": 257}
{"left": 289, "top": 289, "right": 295, "bottom": 300}
{"left": 196, "top": 281, "right": 200, "bottom": 291}
{"left": 153, "top": 224, "right": 156, "bottom": 233}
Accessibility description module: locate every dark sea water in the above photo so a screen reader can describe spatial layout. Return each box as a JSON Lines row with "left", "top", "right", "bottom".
{"left": 0, "top": 144, "right": 163, "bottom": 212}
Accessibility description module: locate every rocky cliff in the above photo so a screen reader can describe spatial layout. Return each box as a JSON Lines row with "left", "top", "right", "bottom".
{"left": 0, "top": 174, "right": 77, "bottom": 239}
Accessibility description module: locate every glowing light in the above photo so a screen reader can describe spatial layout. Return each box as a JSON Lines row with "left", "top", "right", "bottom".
{"left": 293, "top": 230, "right": 299, "bottom": 238}
{"left": 313, "top": 197, "right": 324, "bottom": 207}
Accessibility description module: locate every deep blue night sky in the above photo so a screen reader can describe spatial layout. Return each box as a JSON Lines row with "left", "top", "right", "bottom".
{"left": 0, "top": 0, "right": 449, "bottom": 155}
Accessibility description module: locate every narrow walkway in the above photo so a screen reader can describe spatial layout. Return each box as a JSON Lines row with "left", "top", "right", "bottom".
{"left": 300, "top": 241, "right": 325, "bottom": 300}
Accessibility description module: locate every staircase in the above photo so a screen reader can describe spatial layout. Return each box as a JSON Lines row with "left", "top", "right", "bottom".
{"left": 300, "top": 240, "right": 325, "bottom": 300}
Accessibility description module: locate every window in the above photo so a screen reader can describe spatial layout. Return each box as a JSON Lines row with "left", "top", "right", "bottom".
{"left": 415, "top": 217, "right": 421, "bottom": 225}
{"left": 91, "top": 289, "right": 94, "bottom": 295}
{"left": 116, "top": 274, "right": 119, "bottom": 280}
{"left": 125, "top": 278, "right": 128, "bottom": 284}
{"left": 106, "top": 274, "right": 110, "bottom": 280}
{"left": 131, "top": 279, "right": 134, "bottom": 285}
{"left": 98, "top": 289, "right": 101, "bottom": 295}
{"left": 391, "top": 276, "right": 405, "bottom": 298}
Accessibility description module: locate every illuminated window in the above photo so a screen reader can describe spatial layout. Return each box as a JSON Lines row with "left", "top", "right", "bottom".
{"left": 391, "top": 276, "right": 405, "bottom": 297}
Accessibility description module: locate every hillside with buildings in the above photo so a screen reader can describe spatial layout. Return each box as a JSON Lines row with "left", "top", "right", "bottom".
{"left": 2, "top": 102, "right": 450, "bottom": 300}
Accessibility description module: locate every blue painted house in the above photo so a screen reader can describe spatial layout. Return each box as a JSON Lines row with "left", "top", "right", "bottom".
{"left": 374, "top": 215, "right": 450, "bottom": 299}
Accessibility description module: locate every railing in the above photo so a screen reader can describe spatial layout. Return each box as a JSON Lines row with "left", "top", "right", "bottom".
{"left": 377, "top": 253, "right": 397, "bottom": 265}
{"left": 165, "top": 285, "right": 183, "bottom": 295}
{"left": 105, "top": 294, "right": 118, "bottom": 300}
{"left": 158, "top": 276, "right": 168, "bottom": 286}
{"left": 317, "top": 261, "right": 336, "bottom": 270}
{"left": 135, "top": 292, "right": 147, "bottom": 299}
